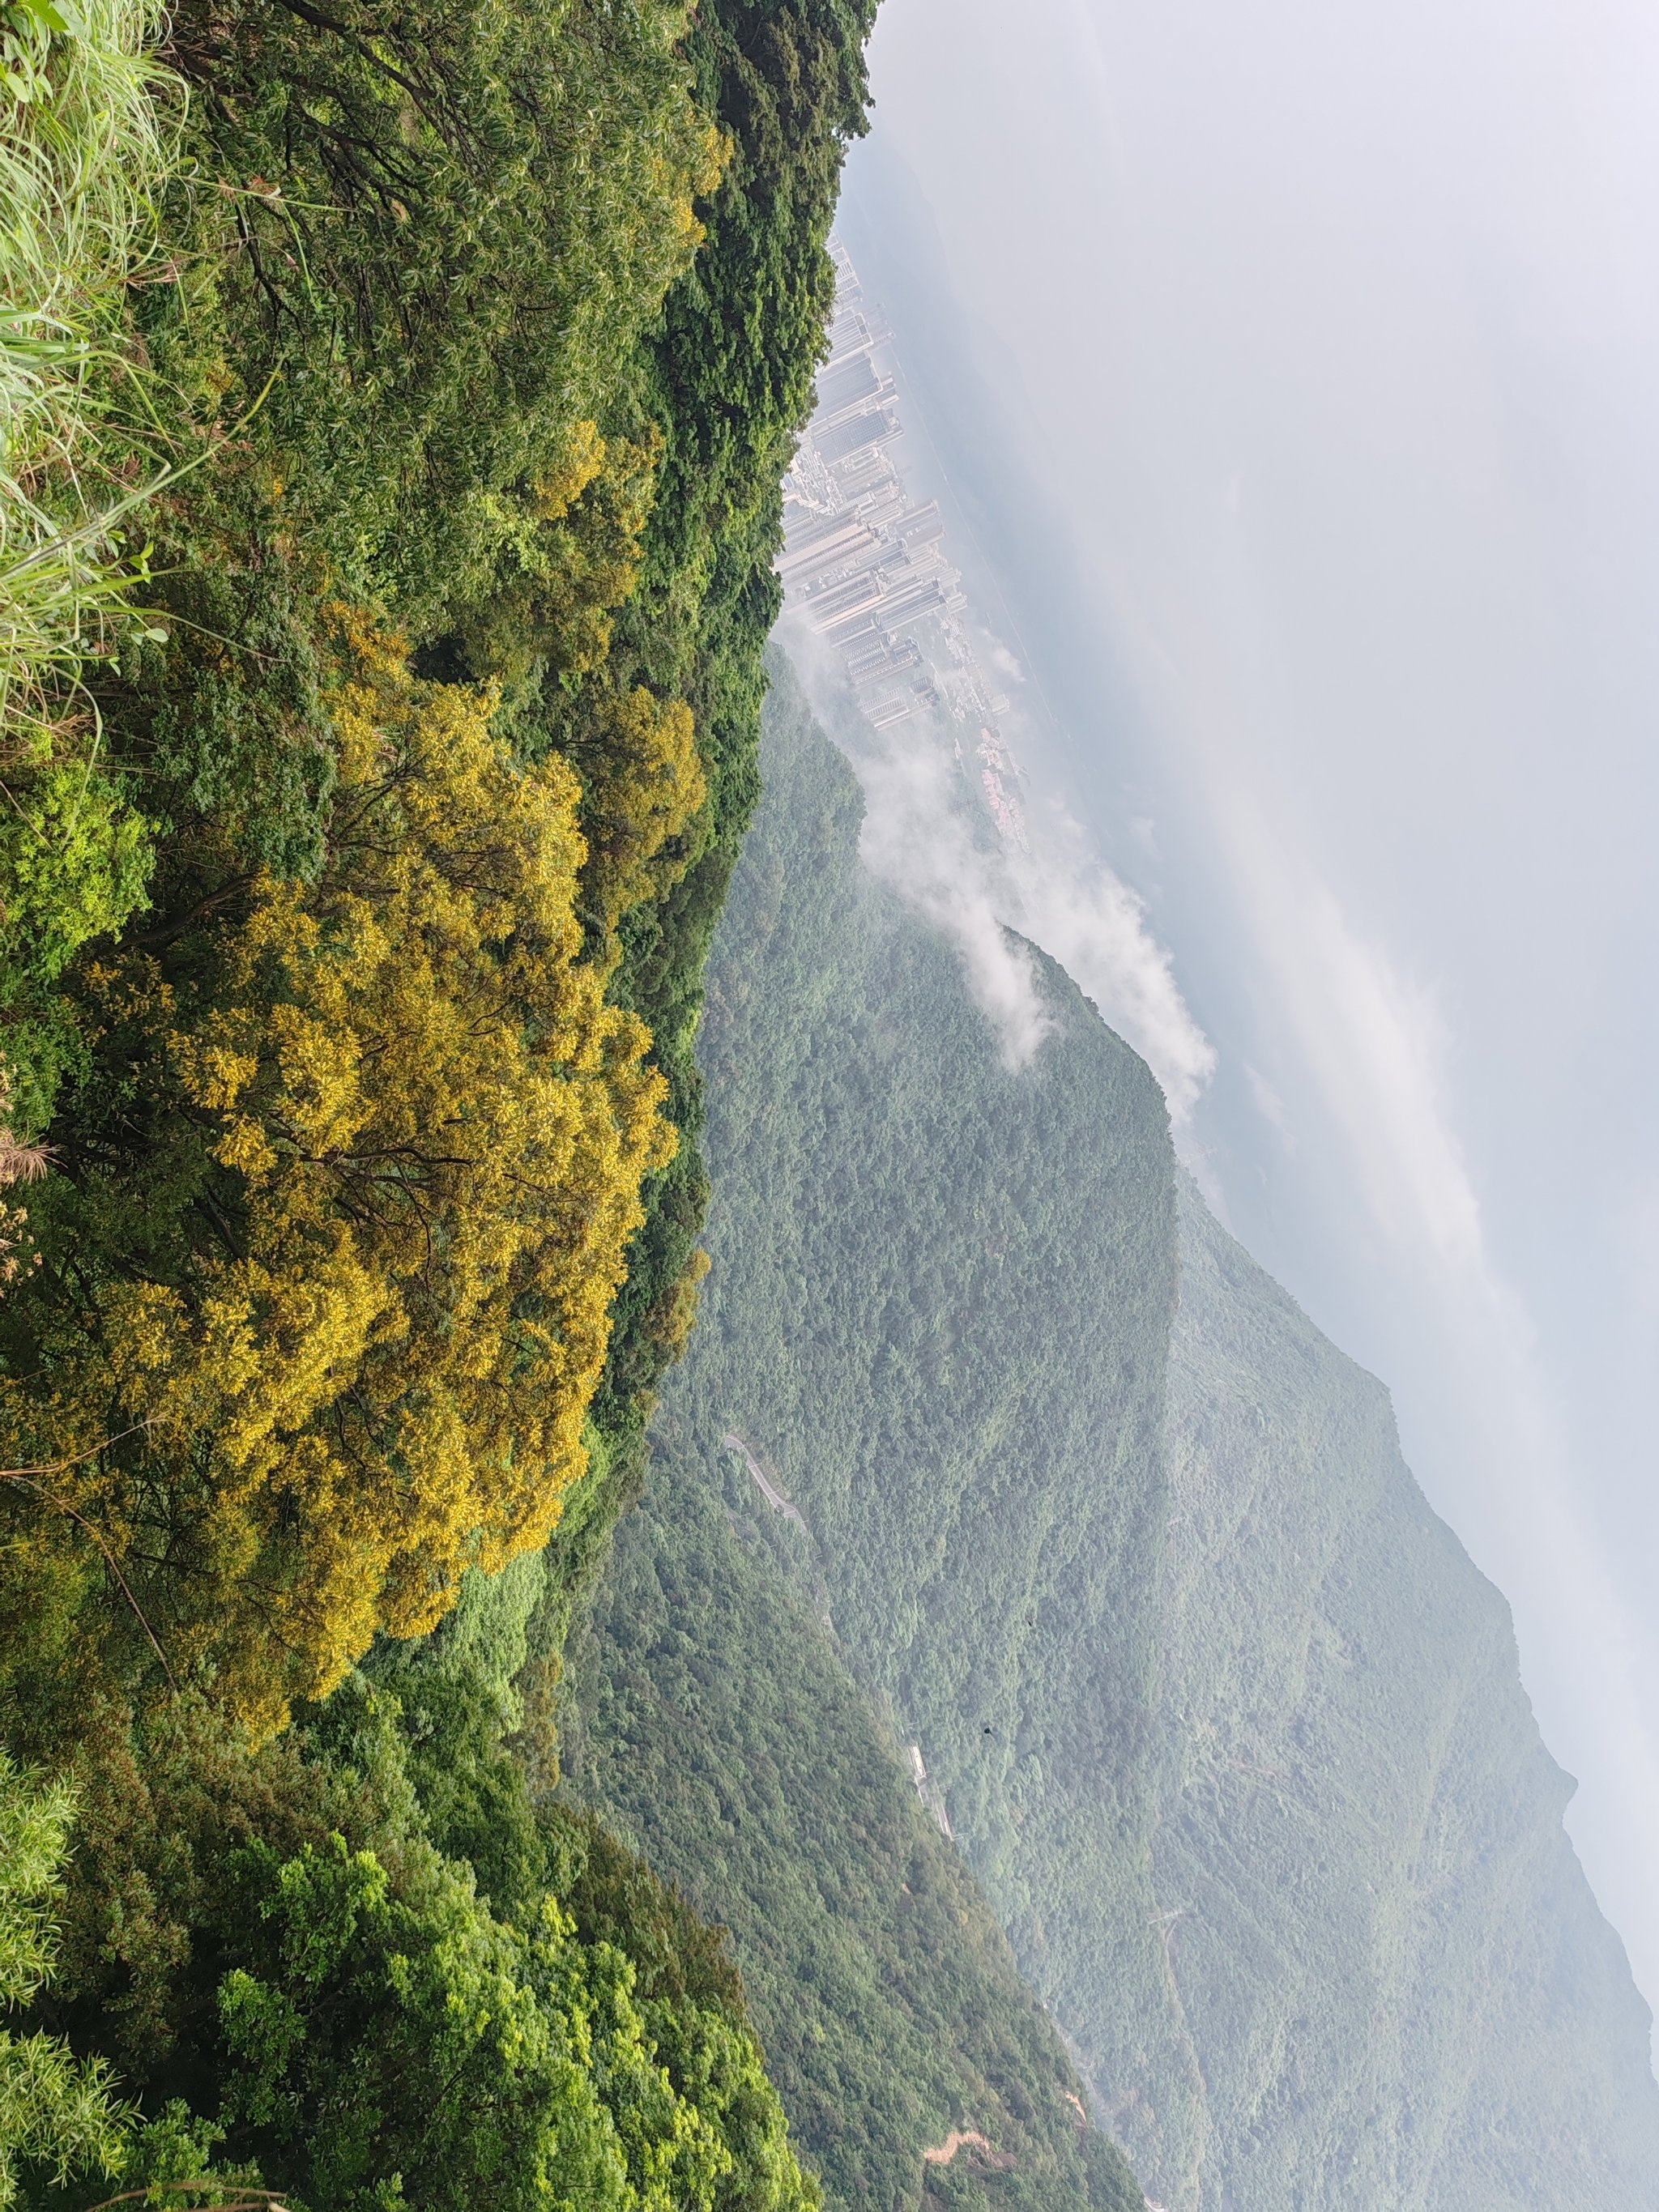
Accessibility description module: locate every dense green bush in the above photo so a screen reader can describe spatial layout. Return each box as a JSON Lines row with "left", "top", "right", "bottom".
{"left": 0, "top": 0, "right": 177, "bottom": 1098}
{"left": 26, "top": 1674, "right": 815, "bottom": 2212}
{"left": 0, "top": 1755, "right": 126, "bottom": 2208}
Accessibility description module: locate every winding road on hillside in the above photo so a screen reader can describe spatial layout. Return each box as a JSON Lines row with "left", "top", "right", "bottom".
{"left": 723, "top": 1432, "right": 807, "bottom": 1526}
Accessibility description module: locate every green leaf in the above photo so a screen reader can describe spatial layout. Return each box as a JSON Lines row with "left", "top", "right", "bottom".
{"left": 6, "top": 0, "right": 75, "bottom": 36}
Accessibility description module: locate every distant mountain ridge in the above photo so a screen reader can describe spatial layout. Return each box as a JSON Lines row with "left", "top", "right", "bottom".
{"left": 1142, "top": 1176, "right": 1659, "bottom": 2208}
{"left": 565, "top": 650, "right": 1659, "bottom": 2212}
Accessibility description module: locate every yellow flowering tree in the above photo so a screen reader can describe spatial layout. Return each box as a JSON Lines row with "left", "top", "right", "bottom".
{"left": 452, "top": 422, "right": 665, "bottom": 685}
{"left": 580, "top": 684, "right": 710, "bottom": 936}
{"left": 0, "top": 637, "right": 676, "bottom": 1733}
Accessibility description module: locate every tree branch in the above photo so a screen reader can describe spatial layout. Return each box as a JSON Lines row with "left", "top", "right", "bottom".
{"left": 0, "top": 1434, "right": 176, "bottom": 1689}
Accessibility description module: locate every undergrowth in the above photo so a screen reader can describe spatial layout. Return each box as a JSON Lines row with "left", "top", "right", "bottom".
{"left": 0, "top": 0, "right": 178, "bottom": 1069}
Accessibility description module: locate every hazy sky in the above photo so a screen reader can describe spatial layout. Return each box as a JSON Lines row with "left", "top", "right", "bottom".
{"left": 839, "top": 0, "right": 1659, "bottom": 2022}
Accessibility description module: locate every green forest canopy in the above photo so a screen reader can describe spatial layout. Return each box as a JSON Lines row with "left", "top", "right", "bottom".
{"left": 0, "top": 0, "right": 875, "bottom": 1738}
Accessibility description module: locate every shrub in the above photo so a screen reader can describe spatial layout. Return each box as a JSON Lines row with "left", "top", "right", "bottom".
{"left": 0, "top": 0, "right": 180, "bottom": 1107}
{"left": 0, "top": 1754, "right": 126, "bottom": 2207}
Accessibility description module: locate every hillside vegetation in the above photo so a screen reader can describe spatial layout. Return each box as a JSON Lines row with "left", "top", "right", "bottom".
{"left": 561, "top": 650, "right": 1659, "bottom": 2212}
{"left": 0, "top": 0, "right": 878, "bottom": 1734}
{"left": 1127, "top": 1178, "right": 1659, "bottom": 2209}
{"left": 0, "top": 0, "right": 880, "bottom": 2201}
{"left": 557, "top": 653, "right": 1168, "bottom": 2203}
{"left": 561, "top": 1413, "right": 1145, "bottom": 2212}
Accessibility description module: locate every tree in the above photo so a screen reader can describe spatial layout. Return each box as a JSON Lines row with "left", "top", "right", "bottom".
{"left": 42, "top": 1681, "right": 820, "bottom": 2212}
{"left": 0, "top": 630, "right": 676, "bottom": 1733}
{"left": 164, "top": 0, "right": 728, "bottom": 637}
{"left": 578, "top": 685, "right": 710, "bottom": 940}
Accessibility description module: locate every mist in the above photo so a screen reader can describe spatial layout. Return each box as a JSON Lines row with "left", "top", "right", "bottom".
{"left": 842, "top": 0, "right": 1659, "bottom": 2025}
{"left": 792, "top": 606, "right": 1217, "bottom": 1110}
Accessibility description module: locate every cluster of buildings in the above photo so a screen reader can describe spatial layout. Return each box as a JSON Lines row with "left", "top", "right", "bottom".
{"left": 779, "top": 248, "right": 1028, "bottom": 847}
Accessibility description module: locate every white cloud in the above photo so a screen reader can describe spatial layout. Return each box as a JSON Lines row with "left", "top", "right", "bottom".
{"left": 1245, "top": 1063, "right": 1294, "bottom": 1150}
{"left": 788, "top": 632, "right": 1217, "bottom": 1115}
{"left": 1286, "top": 888, "right": 1486, "bottom": 1274}
{"left": 1004, "top": 803, "right": 1216, "bottom": 1119}
{"left": 850, "top": 722, "right": 1056, "bottom": 1068}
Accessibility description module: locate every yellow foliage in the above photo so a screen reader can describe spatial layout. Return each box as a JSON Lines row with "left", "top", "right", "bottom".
{"left": 5, "top": 644, "right": 676, "bottom": 1732}
{"left": 460, "top": 427, "right": 661, "bottom": 683}
{"left": 650, "top": 117, "right": 731, "bottom": 258}
{"left": 533, "top": 419, "right": 608, "bottom": 523}
{"left": 651, "top": 1247, "right": 710, "bottom": 1363}
{"left": 581, "top": 684, "right": 709, "bottom": 933}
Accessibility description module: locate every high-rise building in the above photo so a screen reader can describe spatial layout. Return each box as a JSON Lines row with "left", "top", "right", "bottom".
{"left": 778, "top": 245, "right": 1030, "bottom": 852}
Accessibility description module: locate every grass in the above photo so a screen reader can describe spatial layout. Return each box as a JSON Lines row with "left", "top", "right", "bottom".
{"left": 0, "top": 0, "right": 179, "bottom": 1105}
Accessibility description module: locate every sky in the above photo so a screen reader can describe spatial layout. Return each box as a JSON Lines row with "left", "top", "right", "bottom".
{"left": 834, "top": 0, "right": 1659, "bottom": 2024}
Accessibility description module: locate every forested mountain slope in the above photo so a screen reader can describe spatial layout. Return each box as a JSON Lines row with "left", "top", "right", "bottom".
{"left": 561, "top": 1426, "right": 1145, "bottom": 2212}
{"left": 1141, "top": 1178, "right": 1659, "bottom": 2210}
{"left": 566, "top": 653, "right": 1659, "bottom": 2212}
{"left": 557, "top": 644, "right": 1161, "bottom": 2209}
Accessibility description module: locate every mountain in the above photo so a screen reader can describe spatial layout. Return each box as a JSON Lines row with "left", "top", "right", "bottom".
{"left": 556, "top": 637, "right": 1154, "bottom": 2208}
{"left": 1145, "top": 1174, "right": 1659, "bottom": 2209}
{"left": 562, "top": 650, "right": 1659, "bottom": 2212}
{"left": 560, "top": 1426, "right": 1144, "bottom": 2212}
